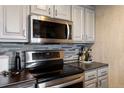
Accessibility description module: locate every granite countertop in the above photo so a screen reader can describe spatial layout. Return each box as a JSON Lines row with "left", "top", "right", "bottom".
{"left": 66, "top": 62, "right": 108, "bottom": 71}
{"left": 0, "top": 62, "right": 108, "bottom": 88}
{"left": 0, "top": 70, "right": 36, "bottom": 88}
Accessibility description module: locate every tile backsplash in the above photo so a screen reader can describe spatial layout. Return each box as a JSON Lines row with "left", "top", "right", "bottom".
{"left": 0, "top": 43, "right": 93, "bottom": 70}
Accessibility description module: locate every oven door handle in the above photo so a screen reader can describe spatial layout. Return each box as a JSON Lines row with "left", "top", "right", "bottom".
{"left": 49, "top": 76, "right": 83, "bottom": 88}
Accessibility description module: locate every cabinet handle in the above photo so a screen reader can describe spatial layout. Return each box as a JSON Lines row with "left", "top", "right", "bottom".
{"left": 99, "top": 80, "right": 102, "bottom": 87}
{"left": 101, "top": 71, "right": 107, "bottom": 74}
{"left": 56, "top": 10, "right": 57, "bottom": 16}
{"left": 48, "top": 8, "right": 50, "bottom": 15}
{"left": 96, "top": 82, "right": 98, "bottom": 87}
{"left": 23, "top": 29, "right": 26, "bottom": 37}
{"left": 85, "top": 34, "right": 87, "bottom": 39}
{"left": 88, "top": 74, "right": 95, "bottom": 78}
{"left": 85, "top": 82, "right": 96, "bottom": 87}
{"left": 87, "top": 75, "right": 96, "bottom": 80}
{"left": 5, "top": 26, "right": 7, "bottom": 32}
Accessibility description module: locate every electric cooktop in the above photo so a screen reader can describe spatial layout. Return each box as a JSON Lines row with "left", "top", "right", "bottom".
{"left": 30, "top": 64, "right": 84, "bottom": 83}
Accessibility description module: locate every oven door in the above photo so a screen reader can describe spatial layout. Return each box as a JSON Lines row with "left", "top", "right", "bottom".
{"left": 30, "top": 15, "right": 73, "bottom": 43}
{"left": 38, "top": 73, "right": 83, "bottom": 88}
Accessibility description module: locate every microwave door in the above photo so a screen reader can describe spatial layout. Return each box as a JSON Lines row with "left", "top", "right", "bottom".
{"left": 30, "top": 15, "right": 73, "bottom": 43}
{"left": 33, "top": 20, "right": 67, "bottom": 39}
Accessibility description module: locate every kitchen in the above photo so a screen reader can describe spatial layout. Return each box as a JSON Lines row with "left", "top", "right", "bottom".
{"left": 0, "top": 4, "right": 122, "bottom": 89}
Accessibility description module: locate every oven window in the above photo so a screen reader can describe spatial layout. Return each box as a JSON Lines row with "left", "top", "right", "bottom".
{"left": 33, "top": 19, "right": 70, "bottom": 39}
{"left": 32, "top": 52, "right": 60, "bottom": 60}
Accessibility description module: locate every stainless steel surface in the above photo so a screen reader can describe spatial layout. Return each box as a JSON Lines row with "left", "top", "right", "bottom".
{"left": 67, "top": 23, "right": 70, "bottom": 40}
{"left": 31, "top": 15, "right": 72, "bottom": 24}
{"left": 25, "top": 50, "right": 64, "bottom": 63}
{"left": 38, "top": 73, "right": 83, "bottom": 88}
{"left": 51, "top": 75, "right": 83, "bottom": 88}
{"left": 31, "top": 38, "right": 74, "bottom": 44}
{"left": 30, "top": 15, "right": 73, "bottom": 44}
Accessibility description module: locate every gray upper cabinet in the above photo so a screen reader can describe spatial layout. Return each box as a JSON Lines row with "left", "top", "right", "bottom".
{"left": 0, "top": 5, "right": 29, "bottom": 42}
{"left": 72, "top": 6, "right": 85, "bottom": 42}
{"left": 0, "top": 5, "right": 94, "bottom": 43}
{"left": 85, "top": 8, "right": 95, "bottom": 43}
{"left": 31, "top": 5, "right": 53, "bottom": 17}
{"left": 72, "top": 6, "right": 95, "bottom": 43}
{"left": 54, "top": 5, "right": 71, "bottom": 20}
{"left": 31, "top": 5, "right": 71, "bottom": 21}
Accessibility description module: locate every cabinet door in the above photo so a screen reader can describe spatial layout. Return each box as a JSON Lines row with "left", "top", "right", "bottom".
{"left": 31, "top": 5, "right": 53, "bottom": 17}
{"left": 98, "top": 75, "right": 108, "bottom": 88}
{"left": 85, "top": 8, "right": 95, "bottom": 42}
{"left": 0, "top": 5, "right": 29, "bottom": 42}
{"left": 72, "top": 6, "right": 85, "bottom": 42}
{"left": 54, "top": 5, "right": 71, "bottom": 20}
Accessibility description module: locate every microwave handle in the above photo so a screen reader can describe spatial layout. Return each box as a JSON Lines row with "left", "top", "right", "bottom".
{"left": 66, "top": 24, "right": 70, "bottom": 40}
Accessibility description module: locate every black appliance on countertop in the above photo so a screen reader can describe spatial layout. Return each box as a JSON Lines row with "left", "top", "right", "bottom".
{"left": 14, "top": 52, "right": 21, "bottom": 71}
{"left": 25, "top": 50, "right": 84, "bottom": 88}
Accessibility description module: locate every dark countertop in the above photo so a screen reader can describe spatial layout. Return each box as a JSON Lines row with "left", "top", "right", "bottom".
{"left": 0, "top": 62, "right": 108, "bottom": 88}
{"left": 31, "top": 64, "right": 84, "bottom": 83}
{"left": 66, "top": 62, "right": 108, "bottom": 71}
{"left": 0, "top": 70, "right": 36, "bottom": 88}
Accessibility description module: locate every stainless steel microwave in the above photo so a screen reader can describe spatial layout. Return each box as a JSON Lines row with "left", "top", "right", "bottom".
{"left": 30, "top": 15, "right": 73, "bottom": 43}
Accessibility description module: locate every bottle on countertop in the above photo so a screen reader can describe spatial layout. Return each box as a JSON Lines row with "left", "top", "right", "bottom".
{"left": 14, "top": 52, "right": 21, "bottom": 72}
{"left": 83, "top": 48, "right": 93, "bottom": 64}
{"left": 78, "top": 46, "right": 84, "bottom": 62}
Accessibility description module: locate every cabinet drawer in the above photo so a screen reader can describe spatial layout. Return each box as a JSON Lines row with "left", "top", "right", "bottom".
{"left": 98, "top": 66, "right": 108, "bottom": 77}
{"left": 85, "top": 69, "right": 97, "bottom": 81}
{"left": 84, "top": 78, "right": 97, "bottom": 88}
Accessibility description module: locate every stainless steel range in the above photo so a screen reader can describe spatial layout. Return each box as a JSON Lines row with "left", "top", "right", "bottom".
{"left": 25, "top": 50, "right": 84, "bottom": 88}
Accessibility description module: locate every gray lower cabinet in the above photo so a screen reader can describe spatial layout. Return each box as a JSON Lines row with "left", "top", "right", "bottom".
{"left": 84, "top": 69, "right": 97, "bottom": 88}
{"left": 84, "top": 79, "right": 97, "bottom": 88}
{"left": 97, "top": 66, "right": 108, "bottom": 88}
{"left": 84, "top": 66, "right": 108, "bottom": 88}
{"left": 98, "top": 75, "right": 108, "bottom": 88}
